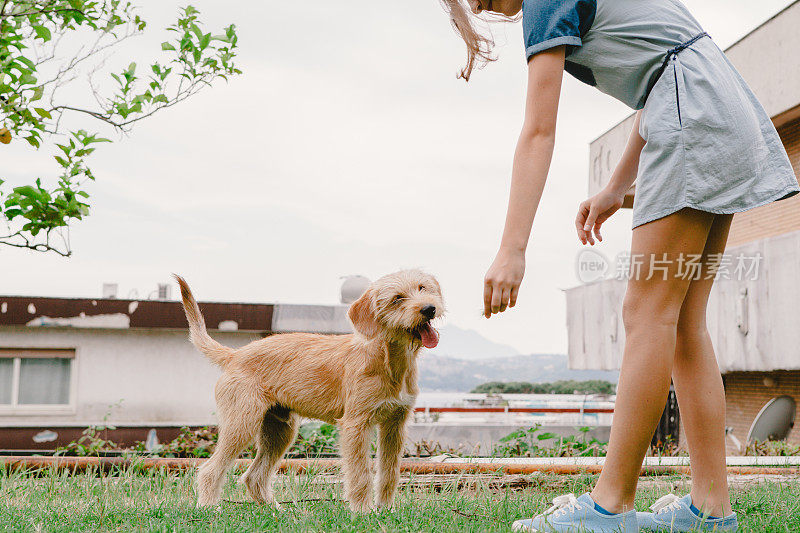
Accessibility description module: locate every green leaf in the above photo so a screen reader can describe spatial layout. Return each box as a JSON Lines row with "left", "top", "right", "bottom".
{"left": 190, "top": 24, "right": 204, "bottom": 41}
{"left": 19, "top": 73, "right": 37, "bottom": 85}
{"left": 161, "top": 42, "right": 176, "bottom": 51}
{"left": 34, "top": 108, "right": 52, "bottom": 119}
{"left": 13, "top": 185, "right": 40, "bottom": 199}
{"left": 32, "top": 25, "right": 52, "bottom": 42}
{"left": 31, "top": 86, "right": 44, "bottom": 102}
{"left": 17, "top": 56, "right": 36, "bottom": 69}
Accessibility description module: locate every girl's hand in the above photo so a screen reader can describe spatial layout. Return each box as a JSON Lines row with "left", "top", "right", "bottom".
{"left": 575, "top": 188, "right": 624, "bottom": 245}
{"left": 483, "top": 247, "right": 526, "bottom": 318}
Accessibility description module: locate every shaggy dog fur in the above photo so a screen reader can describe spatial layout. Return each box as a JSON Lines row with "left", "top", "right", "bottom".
{"left": 175, "top": 270, "right": 444, "bottom": 513}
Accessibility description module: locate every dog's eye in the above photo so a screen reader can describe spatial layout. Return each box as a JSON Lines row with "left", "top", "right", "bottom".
{"left": 392, "top": 295, "right": 405, "bottom": 304}
{"left": 418, "top": 284, "right": 426, "bottom": 291}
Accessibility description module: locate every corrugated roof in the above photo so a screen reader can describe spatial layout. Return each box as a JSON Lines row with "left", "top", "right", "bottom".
{"left": 0, "top": 296, "right": 273, "bottom": 332}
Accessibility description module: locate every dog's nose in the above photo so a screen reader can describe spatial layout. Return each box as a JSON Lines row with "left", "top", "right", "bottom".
{"left": 420, "top": 305, "right": 436, "bottom": 320}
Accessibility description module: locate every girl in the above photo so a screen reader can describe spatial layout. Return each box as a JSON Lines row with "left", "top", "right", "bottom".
{"left": 440, "top": 0, "right": 800, "bottom": 531}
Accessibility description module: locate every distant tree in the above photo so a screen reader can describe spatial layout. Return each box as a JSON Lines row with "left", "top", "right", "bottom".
{"left": 471, "top": 380, "right": 616, "bottom": 395}
{"left": 0, "top": 1, "right": 241, "bottom": 255}
{"left": 471, "top": 381, "right": 535, "bottom": 394}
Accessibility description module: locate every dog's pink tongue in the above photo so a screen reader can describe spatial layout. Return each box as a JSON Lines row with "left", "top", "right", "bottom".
{"left": 419, "top": 323, "right": 439, "bottom": 349}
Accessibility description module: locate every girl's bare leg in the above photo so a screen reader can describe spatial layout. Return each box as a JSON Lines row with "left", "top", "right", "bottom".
{"left": 672, "top": 214, "right": 734, "bottom": 517}
{"left": 590, "top": 207, "right": 716, "bottom": 513}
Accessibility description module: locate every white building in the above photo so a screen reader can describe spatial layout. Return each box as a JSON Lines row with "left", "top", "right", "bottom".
{"left": 0, "top": 291, "right": 351, "bottom": 451}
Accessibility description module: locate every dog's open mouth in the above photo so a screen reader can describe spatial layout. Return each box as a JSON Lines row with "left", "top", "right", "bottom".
{"left": 414, "top": 322, "right": 440, "bottom": 349}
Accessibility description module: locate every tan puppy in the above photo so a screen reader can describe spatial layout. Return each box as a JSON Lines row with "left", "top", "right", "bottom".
{"left": 175, "top": 270, "right": 444, "bottom": 513}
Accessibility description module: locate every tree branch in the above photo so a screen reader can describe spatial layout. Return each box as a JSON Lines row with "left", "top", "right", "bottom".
{"left": 0, "top": 230, "right": 71, "bottom": 256}
{"left": 1, "top": 1, "right": 85, "bottom": 19}
{"left": 0, "top": 4, "right": 240, "bottom": 256}
{"left": 50, "top": 74, "right": 218, "bottom": 130}
{"left": 39, "top": 26, "right": 140, "bottom": 85}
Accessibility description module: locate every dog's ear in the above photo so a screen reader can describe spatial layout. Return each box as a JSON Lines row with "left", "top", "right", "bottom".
{"left": 348, "top": 289, "right": 380, "bottom": 338}
{"left": 429, "top": 276, "right": 442, "bottom": 296}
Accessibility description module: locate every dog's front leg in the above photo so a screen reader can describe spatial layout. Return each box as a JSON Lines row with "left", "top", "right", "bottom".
{"left": 339, "top": 416, "right": 374, "bottom": 513}
{"left": 375, "top": 408, "right": 409, "bottom": 508}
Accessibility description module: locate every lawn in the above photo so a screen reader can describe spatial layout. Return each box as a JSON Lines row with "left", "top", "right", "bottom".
{"left": 1, "top": 465, "right": 798, "bottom": 532}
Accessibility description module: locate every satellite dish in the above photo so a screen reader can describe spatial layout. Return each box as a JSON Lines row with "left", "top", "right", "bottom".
{"left": 746, "top": 395, "right": 796, "bottom": 444}
{"left": 340, "top": 275, "right": 370, "bottom": 304}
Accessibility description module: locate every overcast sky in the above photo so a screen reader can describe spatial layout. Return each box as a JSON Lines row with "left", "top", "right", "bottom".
{"left": 1, "top": 0, "right": 794, "bottom": 354}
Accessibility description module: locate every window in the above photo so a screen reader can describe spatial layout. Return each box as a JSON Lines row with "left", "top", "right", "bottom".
{"left": 0, "top": 349, "right": 74, "bottom": 408}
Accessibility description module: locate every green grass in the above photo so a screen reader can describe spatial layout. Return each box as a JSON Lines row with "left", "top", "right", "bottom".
{"left": 1, "top": 465, "right": 798, "bottom": 532}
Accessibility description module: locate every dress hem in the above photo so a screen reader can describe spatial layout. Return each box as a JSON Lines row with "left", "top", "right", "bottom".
{"left": 631, "top": 182, "right": 800, "bottom": 229}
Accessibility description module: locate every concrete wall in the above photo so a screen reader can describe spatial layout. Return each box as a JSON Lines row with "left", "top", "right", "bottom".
{"left": 588, "top": 115, "right": 637, "bottom": 198}
{"left": 407, "top": 424, "right": 611, "bottom": 456}
{"left": 565, "top": 279, "right": 627, "bottom": 371}
{"left": 271, "top": 304, "right": 352, "bottom": 334}
{"left": 566, "top": 230, "right": 800, "bottom": 373}
{"left": 724, "top": 1, "right": 800, "bottom": 122}
{"left": 588, "top": 2, "right": 800, "bottom": 196}
{"left": 0, "top": 327, "right": 258, "bottom": 426}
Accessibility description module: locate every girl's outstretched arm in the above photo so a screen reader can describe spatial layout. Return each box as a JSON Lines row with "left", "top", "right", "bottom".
{"left": 483, "top": 46, "right": 566, "bottom": 318}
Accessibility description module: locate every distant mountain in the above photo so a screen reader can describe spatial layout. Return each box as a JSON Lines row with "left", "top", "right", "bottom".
{"left": 418, "top": 325, "right": 618, "bottom": 392}
{"left": 429, "top": 324, "right": 520, "bottom": 360}
{"left": 417, "top": 353, "right": 618, "bottom": 392}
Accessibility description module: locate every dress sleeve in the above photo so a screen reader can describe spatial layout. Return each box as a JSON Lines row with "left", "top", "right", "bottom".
{"left": 522, "top": 0, "right": 596, "bottom": 60}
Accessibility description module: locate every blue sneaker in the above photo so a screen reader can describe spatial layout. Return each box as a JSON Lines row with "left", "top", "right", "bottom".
{"left": 637, "top": 494, "right": 738, "bottom": 531}
{"left": 512, "top": 493, "right": 638, "bottom": 532}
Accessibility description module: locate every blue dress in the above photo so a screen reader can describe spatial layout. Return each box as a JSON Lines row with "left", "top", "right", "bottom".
{"left": 522, "top": 0, "right": 800, "bottom": 228}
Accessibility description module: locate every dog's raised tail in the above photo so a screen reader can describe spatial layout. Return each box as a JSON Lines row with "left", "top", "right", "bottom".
{"left": 173, "top": 274, "right": 233, "bottom": 367}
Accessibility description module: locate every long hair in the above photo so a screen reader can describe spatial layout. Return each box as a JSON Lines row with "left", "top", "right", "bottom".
{"left": 439, "top": 0, "right": 518, "bottom": 81}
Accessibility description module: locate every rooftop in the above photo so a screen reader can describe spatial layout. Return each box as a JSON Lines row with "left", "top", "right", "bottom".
{"left": 0, "top": 295, "right": 273, "bottom": 332}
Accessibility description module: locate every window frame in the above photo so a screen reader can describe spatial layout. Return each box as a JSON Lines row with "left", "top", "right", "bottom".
{"left": 0, "top": 348, "right": 77, "bottom": 415}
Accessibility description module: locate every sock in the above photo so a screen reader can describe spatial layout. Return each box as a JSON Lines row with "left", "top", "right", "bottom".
{"left": 690, "top": 503, "right": 720, "bottom": 520}
{"left": 594, "top": 501, "right": 618, "bottom": 516}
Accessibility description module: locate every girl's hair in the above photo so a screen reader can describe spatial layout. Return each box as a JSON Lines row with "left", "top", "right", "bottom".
{"left": 440, "top": 0, "right": 494, "bottom": 81}
{"left": 440, "top": 0, "right": 519, "bottom": 81}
